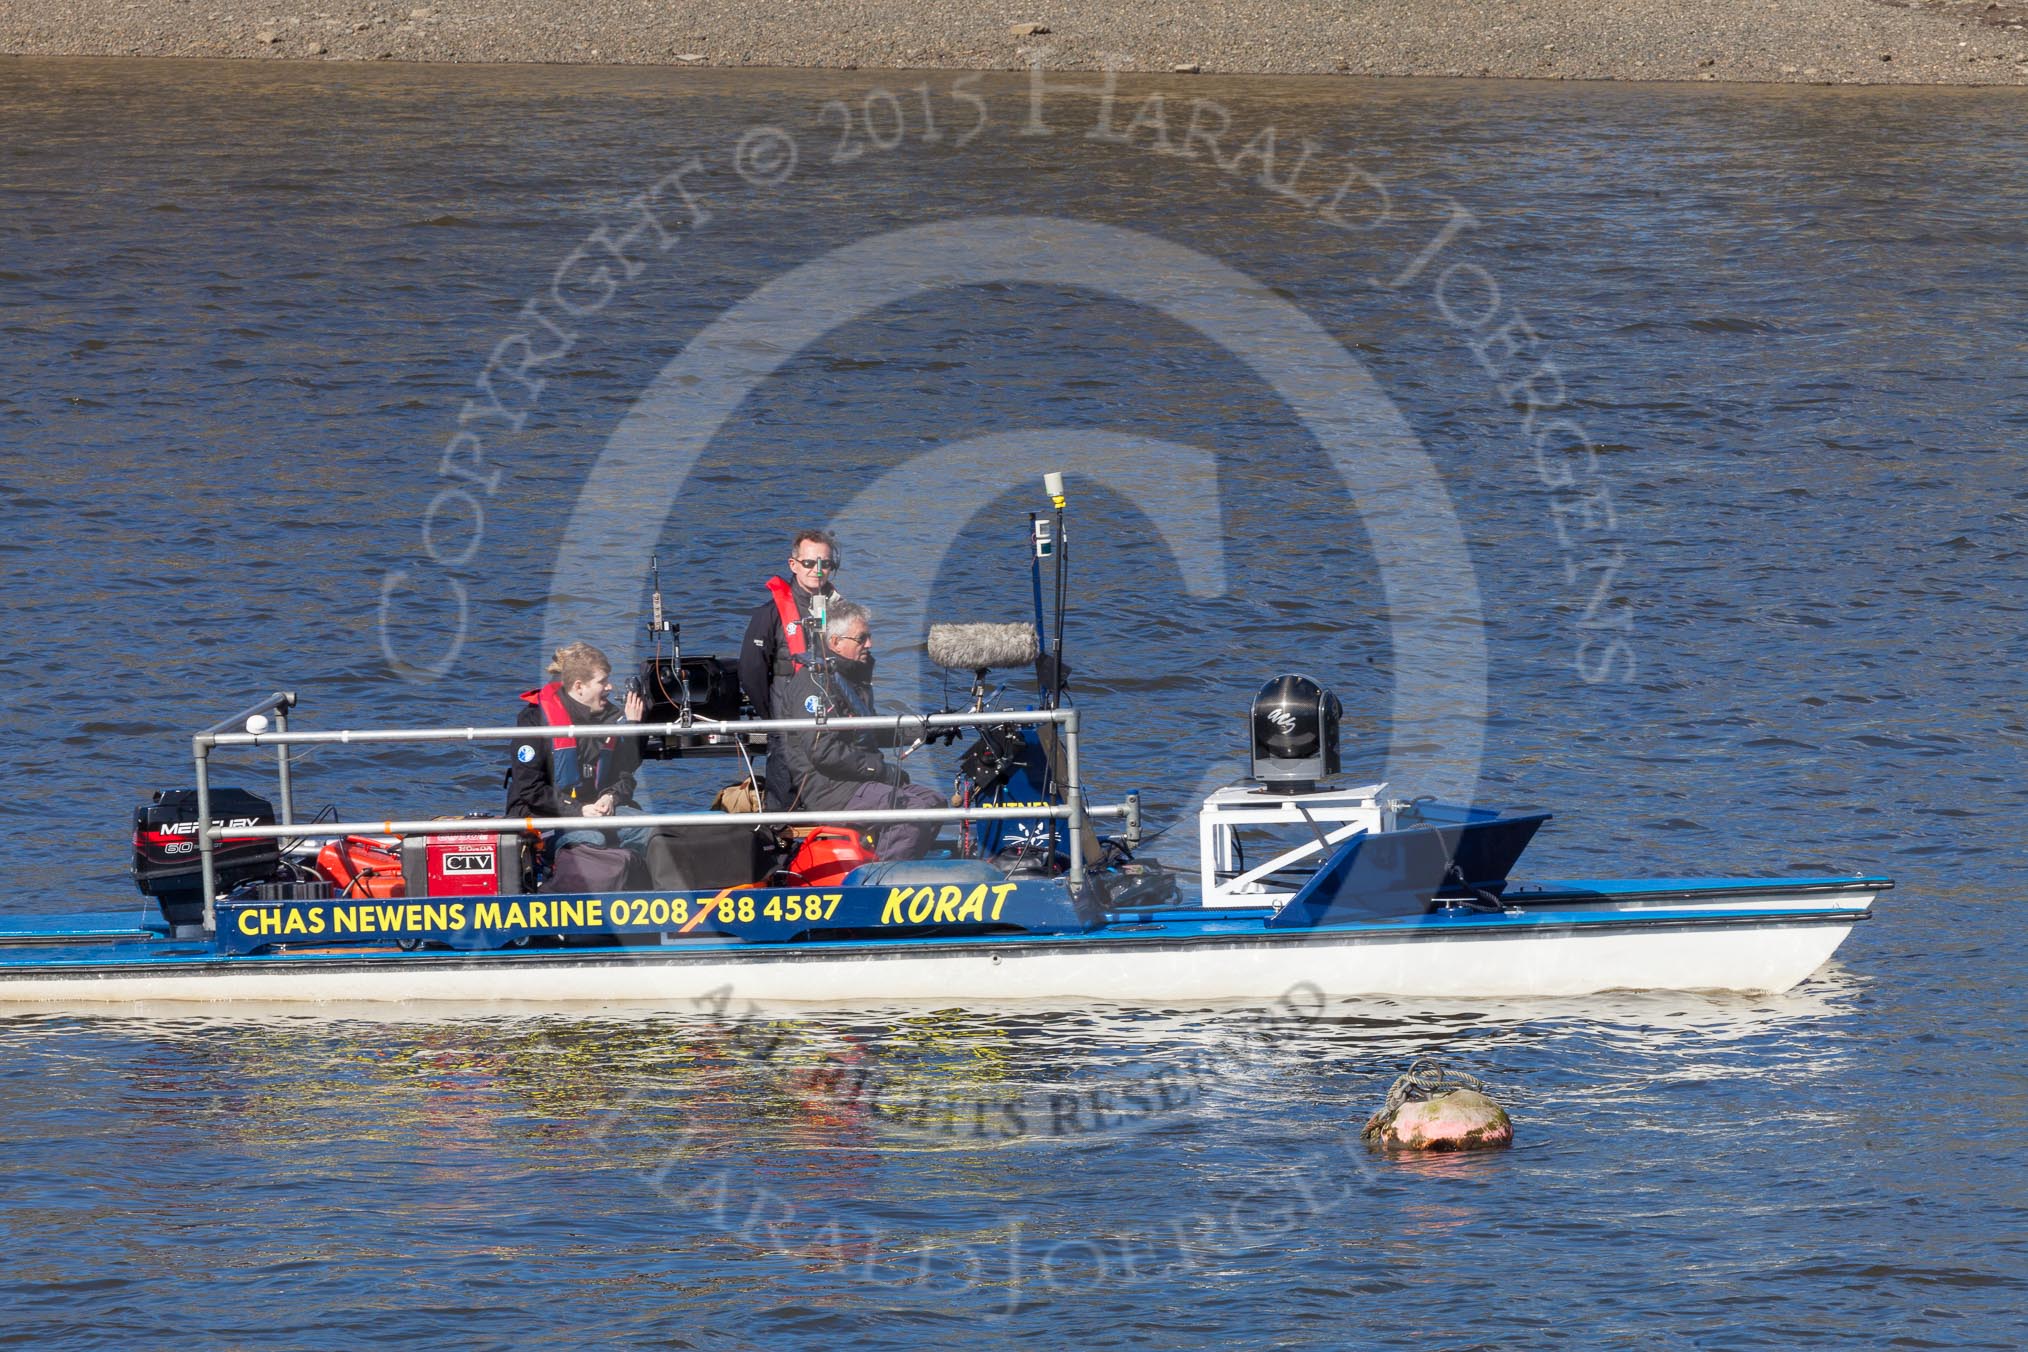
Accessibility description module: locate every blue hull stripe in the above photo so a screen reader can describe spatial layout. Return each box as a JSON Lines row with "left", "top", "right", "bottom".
{"left": 0, "top": 900, "right": 1874, "bottom": 980}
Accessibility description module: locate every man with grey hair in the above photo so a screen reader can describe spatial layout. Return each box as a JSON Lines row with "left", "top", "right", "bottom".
{"left": 769, "top": 600, "right": 944, "bottom": 860}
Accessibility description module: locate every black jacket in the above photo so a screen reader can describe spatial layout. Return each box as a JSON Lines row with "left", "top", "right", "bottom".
{"left": 738, "top": 580, "right": 835, "bottom": 717}
{"left": 503, "top": 690, "right": 641, "bottom": 819}
{"left": 768, "top": 657, "right": 902, "bottom": 813}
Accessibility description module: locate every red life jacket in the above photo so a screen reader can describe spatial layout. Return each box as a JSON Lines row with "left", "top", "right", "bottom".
{"left": 766, "top": 575, "right": 811, "bottom": 673}
{"left": 520, "top": 682, "right": 576, "bottom": 749}
{"left": 519, "top": 682, "right": 611, "bottom": 797}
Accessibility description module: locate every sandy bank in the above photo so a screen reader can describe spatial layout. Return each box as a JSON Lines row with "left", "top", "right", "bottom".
{"left": 4, "top": 0, "right": 2028, "bottom": 85}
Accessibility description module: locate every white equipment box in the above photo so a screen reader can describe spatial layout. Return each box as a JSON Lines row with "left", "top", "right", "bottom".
{"left": 1196, "top": 782, "right": 1393, "bottom": 908}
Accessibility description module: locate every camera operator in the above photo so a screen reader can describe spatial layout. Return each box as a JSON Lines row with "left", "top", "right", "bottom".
{"left": 506, "top": 641, "right": 651, "bottom": 855}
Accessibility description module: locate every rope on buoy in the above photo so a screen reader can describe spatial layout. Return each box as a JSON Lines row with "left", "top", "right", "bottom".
{"left": 1362, "top": 1058, "right": 1512, "bottom": 1151}
{"left": 1374, "top": 1057, "right": 1486, "bottom": 1118}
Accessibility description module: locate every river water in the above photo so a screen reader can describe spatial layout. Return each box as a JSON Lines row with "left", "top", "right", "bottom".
{"left": 1, "top": 59, "right": 2024, "bottom": 1347}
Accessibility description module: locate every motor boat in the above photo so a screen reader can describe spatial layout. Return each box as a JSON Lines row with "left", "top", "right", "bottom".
{"left": 0, "top": 479, "right": 1885, "bottom": 1005}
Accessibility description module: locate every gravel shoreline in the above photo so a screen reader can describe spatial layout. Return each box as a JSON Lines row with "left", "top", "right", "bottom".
{"left": 5, "top": 0, "right": 2028, "bottom": 85}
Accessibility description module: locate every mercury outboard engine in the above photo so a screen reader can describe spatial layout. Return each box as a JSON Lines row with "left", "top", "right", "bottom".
{"left": 1249, "top": 674, "right": 1342, "bottom": 795}
{"left": 133, "top": 788, "right": 280, "bottom": 930}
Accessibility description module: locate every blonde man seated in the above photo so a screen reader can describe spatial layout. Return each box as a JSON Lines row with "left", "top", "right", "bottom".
{"left": 505, "top": 641, "right": 651, "bottom": 856}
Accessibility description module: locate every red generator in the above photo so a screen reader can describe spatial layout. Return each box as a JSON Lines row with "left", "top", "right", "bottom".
{"left": 786, "top": 827, "right": 877, "bottom": 888}
{"left": 400, "top": 832, "right": 527, "bottom": 898}
{"left": 315, "top": 835, "right": 407, "bottom": 899}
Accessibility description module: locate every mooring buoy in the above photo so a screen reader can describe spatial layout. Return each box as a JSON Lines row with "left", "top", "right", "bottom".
{"left": 1362, "top": 1058, "right": 1513, "bottom": 1152}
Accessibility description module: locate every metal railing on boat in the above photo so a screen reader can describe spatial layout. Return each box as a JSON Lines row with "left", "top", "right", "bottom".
{"left": 199, "top": 691, "right": 298, "bottom": 828}
{"left": 190, "top": 704, "right": 1114, "bottom": 935}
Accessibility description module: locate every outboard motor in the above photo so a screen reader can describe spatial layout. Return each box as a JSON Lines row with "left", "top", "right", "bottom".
{"left": 132, "top": 788, "right": 281, "bottom": 930}
{"left": 1249, "top": 674, "right": 1341, "bottom": 795}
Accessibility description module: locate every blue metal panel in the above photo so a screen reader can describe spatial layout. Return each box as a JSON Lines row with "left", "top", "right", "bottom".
{"left": 1264, "top": 814, "right": 1551, "bottom": 929}
{"left": 1397, "top": 800, "right": 1504, "bottom": 826}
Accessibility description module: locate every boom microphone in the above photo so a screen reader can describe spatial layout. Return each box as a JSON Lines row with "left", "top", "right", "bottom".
{"left": 926, "top": 623, "right": 1041, "bottom": 672}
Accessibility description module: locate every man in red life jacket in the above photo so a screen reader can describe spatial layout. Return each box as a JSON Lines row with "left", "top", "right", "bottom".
{"left": 505, "top": 641, "right": 651, "bottom": 853}
{"left": 740, "top": 528, "right": 842, "bottom": 808}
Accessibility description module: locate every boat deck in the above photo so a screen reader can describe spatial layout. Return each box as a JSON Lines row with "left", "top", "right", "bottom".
{"left": 0, "top": 911, "right": 166, "bottom": 945}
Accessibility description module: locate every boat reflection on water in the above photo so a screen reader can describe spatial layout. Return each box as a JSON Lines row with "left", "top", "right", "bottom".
{"left": 4, "top": 965, "right": 1866, "bottom": 1163}
{"left": 0, "top": 972, "right": 1876, "bottom": 1311}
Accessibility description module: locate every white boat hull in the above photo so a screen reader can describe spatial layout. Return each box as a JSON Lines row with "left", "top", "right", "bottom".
{"left": 0, "top": 910, "right": 1866, "bottom": 1005}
